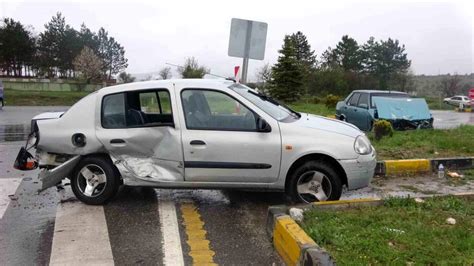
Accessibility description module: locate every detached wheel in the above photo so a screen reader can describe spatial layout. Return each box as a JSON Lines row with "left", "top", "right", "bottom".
{"left": 71, "top": 156, "right": 120, "bottom": 205}
{"left": 288, "top": 161, "right": 342, "bottom": 203}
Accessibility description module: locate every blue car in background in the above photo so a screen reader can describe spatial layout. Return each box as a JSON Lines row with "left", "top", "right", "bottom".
{"left": 336, "top": 90, "right": 433, "bottom": 131}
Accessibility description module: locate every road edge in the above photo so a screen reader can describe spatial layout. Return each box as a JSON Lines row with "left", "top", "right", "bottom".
{"left": 374, "top": 157, "right": 474, "bottom": 176}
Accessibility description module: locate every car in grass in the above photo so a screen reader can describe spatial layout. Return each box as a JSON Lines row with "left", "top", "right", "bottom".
{"left": 14, "top": 79, "right": 376, "bottom": 205}
{"left": 443, "top": 95, "right": 471, "bottom": 107}
{"left": 336, "top": 90, "right": 433, "bottom": 131}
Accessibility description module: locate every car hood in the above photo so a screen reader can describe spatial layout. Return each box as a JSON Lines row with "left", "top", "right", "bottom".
{"left": 372, "top": 97, "right": 431, "bottom": 120}
{"left": 32, "top": 112, "right": 65, "bottom": 121}
{"left": 292, "top": 113, "right": 362, "bottom": 138}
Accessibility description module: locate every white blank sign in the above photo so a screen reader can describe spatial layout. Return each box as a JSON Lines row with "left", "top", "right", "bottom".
{"left": 228, "top": 18, "right": 268, "bottom": 60}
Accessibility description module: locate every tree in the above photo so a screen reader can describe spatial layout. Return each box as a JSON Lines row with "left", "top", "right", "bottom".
{"left": 73, "top": 46, "right": 103, "bottom": 83}
{"left": 178, "top": 57, "right": 209, "bottom": 78}
{"left": 159, "top": 67, "right": 172, "bottom": 79}
{"left": 289, "top": 31, "right": 317, "bottom": 68}
{"left": 328, "top": 35, "right": 362, "bottom": 72}
{"left": 118, "top": 71, "right": 135, "bottom": 83}
{"left": 255, "top": 63, "right": 272, "bottom": 93}
{"left": 269, "top": 35, "right": 304, "bottom": 102}
{"left": 362, "top": 37, "right": 411, "bottom": 90}
{"left": 0, "top": 18, "right": 36, "bottom": 76}
{"left": 440, "top": 74, "right": 461, "bottom": 96}
{"left": 96, "top": 28, "right": 128, "bottom": 80}
{"left": 37, "top": 12, "right": 68, "bottom": 77}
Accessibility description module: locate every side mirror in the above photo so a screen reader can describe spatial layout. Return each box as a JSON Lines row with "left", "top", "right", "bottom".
{"left": 257, "top": 117, "right": 271, "bottom": 132}
{"left": 359, "top": 103, "right": 369, "bottom": 109}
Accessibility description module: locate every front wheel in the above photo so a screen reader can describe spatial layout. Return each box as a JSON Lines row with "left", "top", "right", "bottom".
{"left": 71, "top": 156, "right": 120, "bottom": 205}
{"left": 288, "top": 161, "right": 342, "bottom": 203}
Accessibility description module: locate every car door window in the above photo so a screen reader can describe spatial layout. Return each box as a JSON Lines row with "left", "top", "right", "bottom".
{"left": 358, "top": 93, "right": 369, "bottom": 108}
{"left": 102, "top": 89, "right": 173, "bottom": 128}
{"left": 348, "top": 93, "right": 360, "bottom": 106}
{"left": 181, "top": 89, "right": 257, "bottom": 131}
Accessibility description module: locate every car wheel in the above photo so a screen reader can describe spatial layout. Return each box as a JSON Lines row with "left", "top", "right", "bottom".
{"left": 71, "top": 155, "right": 120, "bottom": 205}
{"left": 288, "top": 161, "right": 342, "bottom": 203}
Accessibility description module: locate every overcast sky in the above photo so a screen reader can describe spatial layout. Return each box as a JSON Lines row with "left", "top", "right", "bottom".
{"left": 1, "top": 0, "right": 473, "bottom": 80}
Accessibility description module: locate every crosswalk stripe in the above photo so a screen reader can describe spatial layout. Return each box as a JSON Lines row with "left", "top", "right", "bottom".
{"left": 0, "top": 178, "right": 22, "bottom": 219}
{"left": 49, "top": 202, "right": 114, "bottom": 265}
{"left": 159, "top": 191, "right": 185, "bottom": 266}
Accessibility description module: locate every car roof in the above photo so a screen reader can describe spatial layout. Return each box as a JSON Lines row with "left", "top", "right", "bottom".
{"left": 351, "top": 90, "right": 407, "bottom": 94}
{"left": 98, "top": 78, "right": 236, "bottom": 94}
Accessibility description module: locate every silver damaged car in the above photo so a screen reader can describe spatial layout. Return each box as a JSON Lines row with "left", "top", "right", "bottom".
{"left": 14, "top": 79, "right": 376, "bottom": 205}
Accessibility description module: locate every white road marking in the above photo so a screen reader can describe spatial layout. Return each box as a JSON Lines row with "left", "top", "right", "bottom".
{"left": 0, "top": 178, "right": 22, "bottom": 219}
{"left": 158, "top": 191, "right": 184, "bottom": 266}
{"left": 49, "top": 202, "right": 114, "bottom": 265}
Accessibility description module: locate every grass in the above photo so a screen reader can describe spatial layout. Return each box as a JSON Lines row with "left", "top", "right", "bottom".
{"left": 370, "top": 125, "right": 474, "bottom": 160}
{"left": 425, "top": 96, "right": 456, "bottom": 110}
{"left": 302, "top": 196, "right": 474, "bottom": 265}
{"left": 288, "top": 102, "right": 335, "bottom": 117}
{"left": 4, "top": 89, "right": 90, "bottom": 106}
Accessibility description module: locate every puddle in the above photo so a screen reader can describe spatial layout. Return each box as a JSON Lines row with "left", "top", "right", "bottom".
{"left": 0, "top": 124, "right": 31, "bottom": 142}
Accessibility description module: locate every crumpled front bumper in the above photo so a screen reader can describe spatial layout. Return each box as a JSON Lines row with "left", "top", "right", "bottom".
{"left": 339, "top": 148, "right": 377, "bottom": 190}
{"left": 38, "top": 156, "right": 81, "bottom": 191}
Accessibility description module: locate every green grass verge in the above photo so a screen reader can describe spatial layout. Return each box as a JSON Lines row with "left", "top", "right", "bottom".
{"left": 302, "top": 196, "right": 474, "bottom": 265}
{"left": 4, "top": 89, "right": 90, "bottom": 106}
{"left": 288, "top": 102, "right": 335, "bottom": 117}
{"left": 370, "top": 125, "right": 474, "bottom": 160}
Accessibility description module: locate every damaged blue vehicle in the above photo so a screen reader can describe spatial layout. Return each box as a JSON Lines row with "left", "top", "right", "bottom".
{"left": 336, "top": 90, "right": 433, "bottom": 131}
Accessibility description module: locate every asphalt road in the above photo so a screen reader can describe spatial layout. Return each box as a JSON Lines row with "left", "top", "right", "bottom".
{"left": 1, "top": 106, "right": 473, "bottom": 265}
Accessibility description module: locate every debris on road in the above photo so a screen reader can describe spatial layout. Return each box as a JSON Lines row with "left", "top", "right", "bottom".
{"left": 289, "top": 207, "right": 304, "bottom": 222}
{"left": 8, "top": 194, "right": 18, "bottom": 201}
{"left": 447, "top": 171, "right": 463, "bottom": 179}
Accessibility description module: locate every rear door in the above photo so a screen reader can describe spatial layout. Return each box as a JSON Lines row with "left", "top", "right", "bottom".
{"left": 95, "top": 86, "right": 184, "bottom": 183}
{"left": 176, "top": 86, "right": 281, "bottom": 183}
{"left": 353, "top": 92, "right": 372, "bottom": 131}
{"left": 345, "top": 92, "right": 360, "bottom": 125}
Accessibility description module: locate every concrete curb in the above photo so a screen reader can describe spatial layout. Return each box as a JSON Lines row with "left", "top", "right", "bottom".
{"left": 374, "top": 157, "right": 474, "bottom": 176}
{"left": 266, "top": 206, "right": 336, "bottom": 266}
{"left": 267, "top": 193, "right": 474, "bottom": 265}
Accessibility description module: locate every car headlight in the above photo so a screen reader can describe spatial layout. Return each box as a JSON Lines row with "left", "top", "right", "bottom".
{"left": 354, "top": 135, "right": 372, "bottom": 155}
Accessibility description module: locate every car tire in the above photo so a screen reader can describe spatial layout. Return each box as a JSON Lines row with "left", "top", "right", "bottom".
{"left": 71, "top": 155, "right": 120, "bottom": 205}
{"left": 288, "top": 160, "right": 342, "bottom": 203}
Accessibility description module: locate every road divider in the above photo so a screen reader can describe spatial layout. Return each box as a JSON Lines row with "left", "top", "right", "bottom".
{"left": 374, "top": 157, "right": 474, "bottom": 176}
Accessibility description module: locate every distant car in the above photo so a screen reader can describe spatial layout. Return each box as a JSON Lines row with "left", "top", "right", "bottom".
{"left": 14, "top": 79, "right": 376, "bottom": 205}
{"left": 336, "top": 90, "right": 433, "bottom": 131}
{"left": 443, "top": 95, "right": 470, "bottom": 107}
{"left": 0, "top": 80, "right": 4, "bottom": 108}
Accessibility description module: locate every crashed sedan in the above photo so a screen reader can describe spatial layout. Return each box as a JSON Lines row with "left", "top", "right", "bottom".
{"left": 336, "top": 90, "right": 433, "bottom": 131}
{"left": 15, "top": 79, "right": 376, "bottom": 205}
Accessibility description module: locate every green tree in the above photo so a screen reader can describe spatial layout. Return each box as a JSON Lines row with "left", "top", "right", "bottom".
{"left": 0, "top": 18, "right": 36, "bottom": 76}
{"left": 118, "top": 71, "right": 135, "bottom": 83}
{"left": 178, "top": 57, "right": 209, "bottom": 78}
{"left": 269, "top": 35, "right": 303, "bottom": 102}
{"left": 96, "top": 28, "right": 128, "bottom": 80}
{"left": 37, "top": 12, "right": 68, "bottom": 77}
{"left": 289, "top": 31, "right": 317, "bottom": 68}
{"left": 331, "top": 35, "right": 362, "bottom": 72}
{"left": 362, "top": 37, "right": 411, "bottom": 90}
{"left": 159, "top": 66, "right": 172, "bottom": 79}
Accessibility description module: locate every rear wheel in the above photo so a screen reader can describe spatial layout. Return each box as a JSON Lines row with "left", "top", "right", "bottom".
{"left": 288, "top": 161, "right": 342, "bottom": 203}
{"left": 71, "top": 156, "right": 120, "bottom": 205}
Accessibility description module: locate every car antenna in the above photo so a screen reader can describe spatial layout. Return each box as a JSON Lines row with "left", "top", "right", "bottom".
{"left": 165, "top": 62, "right": 235, "bottom": 82}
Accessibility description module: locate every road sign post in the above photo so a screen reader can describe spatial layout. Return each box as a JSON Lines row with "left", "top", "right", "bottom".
{"left": 228, "top": 18, "right": 267, "bottom": 83}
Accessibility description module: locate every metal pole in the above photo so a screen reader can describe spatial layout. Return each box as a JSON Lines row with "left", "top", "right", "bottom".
{"left": 241, "top": 20, "right": 253, "bottom": 84}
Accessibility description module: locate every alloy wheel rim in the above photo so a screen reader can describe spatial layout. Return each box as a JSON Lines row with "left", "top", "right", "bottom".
{"left": 296, "top": 170, "right": 332, "bottom": 203}
{"left": 77, "top": 164, "right": 107, "bottom": 198}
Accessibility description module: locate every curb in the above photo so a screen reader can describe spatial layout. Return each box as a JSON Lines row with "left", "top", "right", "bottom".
{"left": 267, "top": 193, "right": 474, "bottom": 265}
{"left": 266, "top": 206, "right": 335, "bottom": 266}
{"left": 374, "top": 157, "right": 474, "bottom": 176}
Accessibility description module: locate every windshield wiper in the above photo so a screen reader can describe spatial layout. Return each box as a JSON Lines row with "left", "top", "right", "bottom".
{"left": 247, "top": 90, "right": 301, "bottom": 118}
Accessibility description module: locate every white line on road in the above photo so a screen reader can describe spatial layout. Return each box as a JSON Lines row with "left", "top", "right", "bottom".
{"left": 49, "top": 202, "right": 114, "bottom": 265}
{"left": 0, "top": 178, "right": 22, "bottom": 219}
{"left": 158, "top": 191, "right": 184, "bottom": 266}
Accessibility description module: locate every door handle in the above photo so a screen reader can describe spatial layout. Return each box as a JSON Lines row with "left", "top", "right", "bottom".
{"left": 190, "top": 140, "right": 206, "bottom": 145}
{"left": 110, "top": 139, "right": 126, "bottom": 144}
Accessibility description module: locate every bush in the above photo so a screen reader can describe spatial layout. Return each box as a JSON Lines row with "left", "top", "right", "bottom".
{"left": 309, "top": 96, "right": 321, "bottom": 104}
{"left": 373, "top": 120, "right": 393, "bottom": 140}
{"left": 324, "top": 94, "right": 341, "bottom": 108}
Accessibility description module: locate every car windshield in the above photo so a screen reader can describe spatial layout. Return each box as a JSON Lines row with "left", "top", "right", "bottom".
{"left": 370, "top": 92, "right": 408, "bottom": 108}
{"left": 229, "top": 83, "right": 300, "bottom": 121}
